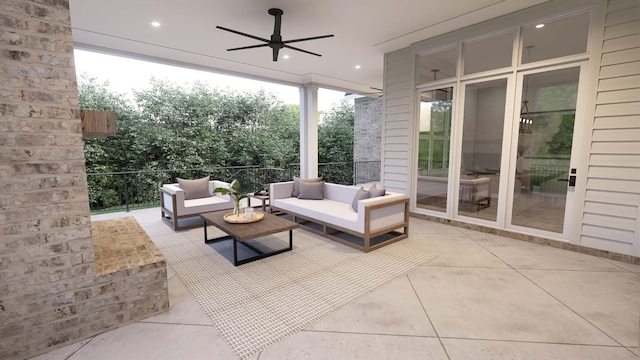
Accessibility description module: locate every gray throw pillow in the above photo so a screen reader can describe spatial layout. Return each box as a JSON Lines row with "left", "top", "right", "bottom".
{"left": 177, "top": 176, "right": 210, "bottom": 200}
{"left": 292, "top": 176, "right": 323, "bottom": 197}
{"left": 369, "top": 183, "right": 386, "bottom": 198}
{"left": 351, "top": 187, "right": 370, "bottom": 212}
{"left": 297, "top": 181, "right": 325, "bottom": 200}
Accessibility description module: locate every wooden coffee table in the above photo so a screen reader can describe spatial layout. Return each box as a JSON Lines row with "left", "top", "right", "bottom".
{"left": 200, "top": 210, "right": 299, "bottom": 266}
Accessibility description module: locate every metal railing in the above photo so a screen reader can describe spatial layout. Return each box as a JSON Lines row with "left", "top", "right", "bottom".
{"left": 86, "top": 161, "right": 381, "bottom": 214}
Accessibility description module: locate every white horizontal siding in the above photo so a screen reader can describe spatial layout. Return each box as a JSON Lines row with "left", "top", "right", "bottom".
{"left": 606, "top": 0, "right": 640, "bottom": 13}
{"left": 588, "top": 165, "right": 640, "bottom": 180}
{"left": 594, "top": 102, "right": 640, "bottom": 116}
{"left": 591, "top": 141, "right": 640, "bottom": 154}
{"left": 381, "top": 48, "right": 414, "bottom": 196}
{"left": 596, "top": 89, "right": 640, "bottom": 104}
{"left": 603, "top": 20, "right": 640, "bottom": 40}
{"left": 581, "top": 0, "right": 640, "bottom": 256}
{"left": 583, "top": 200, "right": 637, "bottom": 217}
{"left": 585, "top": 189, "right": 639, "bottom": 205}
{"left": 592, "top": 115, "right": 640, "bottom": 129}
{"left": 598, "top": 75, "right": 640, "bottom": 91}
{"left": 384, "top": 165, "right": 407, "bottom": 174}
{"left": 581, "top": 235, "right": 634, "bottom": 254}
{"left": 589, "top": 154, "right": 640, "bottom": 167}
{"left": 600, "top": 47, "right": 640, "bottom": 66}
{"left": 591, "top": 128, "right": 640, "bottom": 141}
{"left": 602, "top": 34, "right": 640, "bottom": 53}
{"left": 605, "top": 5, "right": 640, "bottom": 27}
{"left": 583, "top": 213, "right": 636, "bottom": 231}
{"left": 599, "top": 61, "right": 640, "bottom": 79}
{"left": 385, "top": 120, "right": 410, "bottom": 130}
{"left": 384, "top": 143, "right": 409, "bottom": 152}
{"left": 586, "top": 177, "right": 639, "bottom": 192}
{"left": 582, "top": 224, "right": 634, "bottom": 243}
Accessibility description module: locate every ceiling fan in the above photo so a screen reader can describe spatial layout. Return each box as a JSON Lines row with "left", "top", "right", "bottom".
{"left": 216, "top": 8, "right": 334, "bottom": 62}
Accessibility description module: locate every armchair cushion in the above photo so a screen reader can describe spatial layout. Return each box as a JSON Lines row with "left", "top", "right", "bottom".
{"left": 177, "top": 176, "right": 210, "bottom": 200}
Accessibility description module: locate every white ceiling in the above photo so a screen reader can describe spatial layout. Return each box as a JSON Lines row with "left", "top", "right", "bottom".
{"left": 69, "top": 0, "right": 550, "bottom": 94}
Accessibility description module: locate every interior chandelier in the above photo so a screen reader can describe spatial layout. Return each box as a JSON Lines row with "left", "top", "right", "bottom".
{"left": 519, "top": 45, "right": 534, "bottom": 134}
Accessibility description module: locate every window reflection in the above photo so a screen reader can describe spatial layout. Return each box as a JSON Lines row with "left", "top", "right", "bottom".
{"left": 418, "top": 48, "right": 457, "bottom": 85}
{"left": 416, "top": 88, "right": 453, "bottom": 212}
{"left": 521, "top": 12, "right": 590, "bottom": 64}
{"left": 458, "top": 79, "right": 507, "bottom": 221}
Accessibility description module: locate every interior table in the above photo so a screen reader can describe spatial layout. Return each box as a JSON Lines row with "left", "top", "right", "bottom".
{"left": 200, "top": 210, "right": 299, "bottom": 266}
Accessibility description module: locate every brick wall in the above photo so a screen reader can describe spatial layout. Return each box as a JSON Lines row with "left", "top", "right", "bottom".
{"left": 354, "top": 97, "right": 382, "bottom": 162}
{"left": 0, "top": 1, "right": 167, "bottom": 359}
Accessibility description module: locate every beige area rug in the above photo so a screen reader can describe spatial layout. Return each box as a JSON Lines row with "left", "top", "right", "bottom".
{"left": 135, "top": 214, "right": 437, "bottom": 359}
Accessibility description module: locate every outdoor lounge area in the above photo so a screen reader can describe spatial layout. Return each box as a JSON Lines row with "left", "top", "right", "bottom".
{"left": 2, "top": 0, "right": 639, "bottom": 359}
{"left": 32, "top": 208, "right": 639, "bottom": 360}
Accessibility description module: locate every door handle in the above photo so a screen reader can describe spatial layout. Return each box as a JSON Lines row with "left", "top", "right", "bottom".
{"left": 558, "top": 176, "right": 577, "bottom": 186}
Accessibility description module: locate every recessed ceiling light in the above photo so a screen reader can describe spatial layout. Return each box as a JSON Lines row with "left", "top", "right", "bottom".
{"left": 151, "top": 21, "right": 161, "bottom": 27}
{"left": 535, "top": 24, "right": 544, "bottom": 28}
{"left": 283, "top": 55, "right": 290, "bottom": 59}
{"left": 355, "top": 65, "right": 361, "bottom": 69}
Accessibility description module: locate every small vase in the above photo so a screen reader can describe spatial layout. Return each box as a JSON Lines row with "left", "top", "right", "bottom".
{"left": 233, "top": 203, "right": 241, "bottom": 217}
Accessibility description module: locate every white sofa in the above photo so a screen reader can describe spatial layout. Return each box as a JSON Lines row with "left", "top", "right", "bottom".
{"left": 269, "top": 181, "right": 409, "bottom": 252}
{"left": 160, "top": 180, "right": 234, "bottom": 230}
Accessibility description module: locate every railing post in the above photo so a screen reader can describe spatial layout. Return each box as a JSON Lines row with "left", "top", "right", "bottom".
{"left": 124, "top": 173, "right": 129, "bottom": 212}
{"left": 353, "top": 161, "right": 357, "bottom": 185}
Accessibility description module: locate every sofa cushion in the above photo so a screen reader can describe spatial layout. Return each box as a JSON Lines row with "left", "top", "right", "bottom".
{"left": 351, "top": 187, "right": 370, "bottom": 212}
{"left": 177, "top": 176, "right": 210, "bottom": 200}
{"left": 369, "top": 183, "right": 386, "bottom": 198}
{"left": 273, "top": 197, "right": 358, "bottom": 232}
{"left": 181, "top": 196, "right": 230, "bottom": 216}
{"left": 292, "top": 176, "right": 323, "bottom": 197}
{"left": 298, "top": 181, "right": 324, "bottom": 200}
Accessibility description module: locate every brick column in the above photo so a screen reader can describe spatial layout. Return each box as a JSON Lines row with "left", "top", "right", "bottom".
{"left": 0, "top": 2, "right": 167, "bottom": 359}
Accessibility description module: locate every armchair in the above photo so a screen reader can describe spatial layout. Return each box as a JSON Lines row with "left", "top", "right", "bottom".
{"left": 160, "top": 179, "right": 234, "bottom": 230}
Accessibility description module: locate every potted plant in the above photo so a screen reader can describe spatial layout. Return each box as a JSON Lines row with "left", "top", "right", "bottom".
{"left": 213, "top": 179, "right": 246, "bottom": 217}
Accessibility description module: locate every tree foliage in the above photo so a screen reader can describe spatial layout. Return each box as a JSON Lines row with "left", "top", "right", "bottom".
{"left": 318, "top": 101, "right": 354, "bottom": 163}
{"left": 78, "top": 75, "right": 358, "bottom": 210}
{"left": 79, "top": 76, "right": 309, "bottom": 173}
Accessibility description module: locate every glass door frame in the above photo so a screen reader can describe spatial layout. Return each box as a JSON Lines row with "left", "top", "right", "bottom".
{"left": 411, "top": 82, "right": 458, "bottom": 218}
{"left": 504, "top": 61, "right": 590, "bottom": 241}
{"left": 451, "top": 73, "right": 517, "bottom": 228}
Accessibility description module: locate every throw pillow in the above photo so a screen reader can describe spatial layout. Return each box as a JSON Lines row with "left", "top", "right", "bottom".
{"left": 291, "top": 176, "right": 323, "bottom": 197}
{"left": 177, "top": 176, "right": 210, "bottom": 200}
{"left": 351, "top": 187, "right": 370, "bottom": 212}
{"left": 297, "top": 181, "right": 325, "bottom": 200}
{"left": 369, "top": 183, "right": 386, "bottom": 198}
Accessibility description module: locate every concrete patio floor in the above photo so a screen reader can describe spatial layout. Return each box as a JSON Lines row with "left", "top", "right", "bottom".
{"left": 32, "top": 208, "right": 639, "bottom": 360}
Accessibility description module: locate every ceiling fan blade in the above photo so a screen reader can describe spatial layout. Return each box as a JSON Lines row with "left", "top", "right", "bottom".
{"left": 283, "top": 44, "right": 322, "bottom": 57}
{"left": 283, "top": 34, "right": 334, "bottom": 44}
{"left": 272, "top": 47, "right": 280, "bottom": 62}
{"left": 227, "top": 44, "right": 270, "bottom": 51}
{"left": 216, "top": 26, "right": 269, "bottom": 43}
